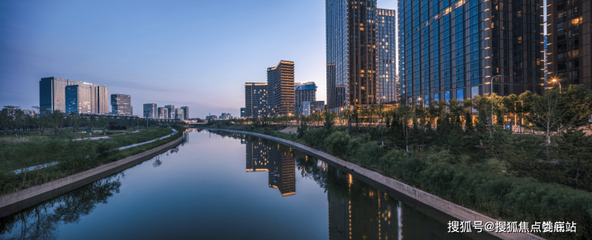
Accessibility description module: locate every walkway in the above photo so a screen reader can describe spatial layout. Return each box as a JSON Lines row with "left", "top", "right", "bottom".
{"left": 12, "top": 128, "right": 178, "bottom": 175}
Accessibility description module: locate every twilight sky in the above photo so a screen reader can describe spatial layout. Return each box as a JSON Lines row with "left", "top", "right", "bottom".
{"left": 0, "top": 0, "right": 397, "bottom": 118}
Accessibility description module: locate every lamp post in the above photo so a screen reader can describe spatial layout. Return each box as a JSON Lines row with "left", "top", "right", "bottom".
{"left": 552, "top": 78, "right": 562, "bottom": 92}
{"left": 487, "top": 75, "right": 501, "bottom": 138}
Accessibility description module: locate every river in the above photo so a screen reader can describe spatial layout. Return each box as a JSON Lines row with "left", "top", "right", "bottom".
{"left": 0, "top": 129, "right": 487, "bottom": 240}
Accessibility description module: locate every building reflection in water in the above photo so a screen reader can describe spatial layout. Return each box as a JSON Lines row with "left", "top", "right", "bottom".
{"left": 245, "top": 140, "right": 296, "bottom": 197}
{"left": 296, "top": 155, "right": 473, "bottom": 240}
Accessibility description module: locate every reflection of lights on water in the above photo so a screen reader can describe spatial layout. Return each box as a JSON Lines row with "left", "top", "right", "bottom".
{"left": 348, "top": 174, "right": 353, "bottom": 186}
{"left": 398, "top": 200, "right": 403, "bottom": 240}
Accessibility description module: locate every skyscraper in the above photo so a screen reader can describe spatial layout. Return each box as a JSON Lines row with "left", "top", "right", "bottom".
{"left": 326, "top": 0, "right": 378, "bottom": 110}
{"left": 377, "top": 9, "right": 398, "bottom": 104}
{"left": 267, "top": 60, "right": 295, "bottom": 116}
{"left": 143, "top": 103, "right": 157, "bottom": 119}
{"left": 174, "top": 108, "right": 185, "bottom": 121}
{"left": 40, "top": 77, "right": 109, "bottom": 114}
{"left": 157, "top": 107, "right": 169, "bottom": 119}
{"left": 245, "top": 82, "right": 268, "bottom": 118}
{"left": 164, "top": 105, "right": 175, "bottom": 119}
{"left": 181, "top": 106, "right": 189, "bottom": 120}
{"left": 547, "top": 0, "right": 592, "bottom": 90}
{"left": 294, "top": 82, "right": 317, "bottom": 115}
{"left": 398, "top": 0, "right": 544, "bottom": 106}
{"left": 111, "top": 94, "right": 133, "bottom": 115}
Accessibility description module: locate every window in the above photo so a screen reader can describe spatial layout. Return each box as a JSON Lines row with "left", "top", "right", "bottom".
{"left": 456, "top": 88, "right": 464, "bottom": 100}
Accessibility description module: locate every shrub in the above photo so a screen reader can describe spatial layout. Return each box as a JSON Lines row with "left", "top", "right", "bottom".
{"left": 324, "top": 130, "right": 350, "bottom": 159}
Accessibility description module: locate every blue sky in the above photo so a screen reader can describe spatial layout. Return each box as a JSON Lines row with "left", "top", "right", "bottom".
{"left": 0, "top": 0, "right": 397, "bottom": 118}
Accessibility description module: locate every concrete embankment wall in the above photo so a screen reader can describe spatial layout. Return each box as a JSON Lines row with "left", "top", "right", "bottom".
{"left": 0, "top": 137, "right": 184, "bottom": 217}
{"left": 208, "top": 128, "right": 544, "bottom": 240}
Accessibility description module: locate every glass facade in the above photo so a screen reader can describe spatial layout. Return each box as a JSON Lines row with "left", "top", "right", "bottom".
{"left": 547, "top": 0, "right": 592, "bottom": 90}
{"left": 377, "top": 9, "right": 398, "bottom": 104}
{"left": 65, "top": 85, "right": 92, "bottom": 114}
{"left": 327, "top": 0, "right": 378, "bottom": 110}
{"left": 398, "top": 0, "right": 544, "bottom": 105}
{"left": 39, "top": 77, "right": 109, "bottom": 114}
{"left": 143, "top": 103, "right": 157, "bottom": 119}
{"left": 111, "top": 94, "right": 133, "bottom": 115}
{"left": 295, "top": 82, "right": 317, "bottom": 115}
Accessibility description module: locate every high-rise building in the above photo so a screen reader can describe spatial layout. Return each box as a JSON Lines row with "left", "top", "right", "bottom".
{"left": 174, "top": 108, "right": 185, "bottom": 121}
{"left": 157, "top": 107, "right": 169, "bottom": 119}
{"left": 245, "top": 82, "right": 268, "bottom": 118}
{"left": 65, "top": 85, "right": 92, "bottom": 114}
{"left": 547, "top": 0, "right": 592, "bottom": 90}
{"left": 245, "top": 140, "right": 295, "bottom": 197}
{"left": 111, "top": 94, "right": 133, "bottom": 115}
{"left": 294, "top": 82, "right": 317, "bottom": 115}
{"left": 326, "top": 0, "right": 378, "bottom": 110}
{"left": 398, "top": 0, "right": 544, "bottom": 106}
{"left": 240, "top": 108, "right": 246, "bottom": 118}
{"left": 143, "top": 103, "right": 157, "bottom": 119}
{"left": 40, "top": 77, "right": 109, "bottom": 114}
{"left": 164, "top": 105, "right": 175, "bottom": 119}
{"left": 311, "top": 101, "right": 326, "bottom": 114}
{"left": 377, "top": 9, "right": 398, "bottom": 104}
{"left": 267, "top": 60, "right": 295, "bottom": 116}
{"left": 180, "top": 106, "right": 189, "bottom": 120}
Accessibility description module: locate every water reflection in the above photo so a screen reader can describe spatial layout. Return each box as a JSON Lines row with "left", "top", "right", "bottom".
{"left": 245, "top": 139, "right": 296, "bottom": 196}
{"left": 1, "top": 130, "right": 477, "bottom": 240}
{"left": 0, "top": 174, "right": 123, "bottom": 240}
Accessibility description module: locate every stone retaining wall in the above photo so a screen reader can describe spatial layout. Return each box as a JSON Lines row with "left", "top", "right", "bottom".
{"left": 208, "top": 128, "right": 545, "bottom": 240}
{"left": 0, "top": 136, "right": 184, "bottom": 217}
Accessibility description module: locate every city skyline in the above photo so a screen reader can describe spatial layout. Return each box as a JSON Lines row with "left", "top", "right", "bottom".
{"left": 0, "top": 0, "right": 398, "bottom": 118}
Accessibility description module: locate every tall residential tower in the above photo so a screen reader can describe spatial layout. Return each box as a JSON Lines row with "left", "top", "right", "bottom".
{"left": 267, "top": 60, "right": 295, "bottom": 116}
{"left": 245, "top": 83, "right": 268, "bottom": 118}
{"left": 326, "top": 0, "right": 379, "bottom": 110}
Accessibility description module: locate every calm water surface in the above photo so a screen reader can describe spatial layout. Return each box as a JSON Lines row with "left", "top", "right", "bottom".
{"left": 1, "top": 129, "right": 479, "bottom": 240}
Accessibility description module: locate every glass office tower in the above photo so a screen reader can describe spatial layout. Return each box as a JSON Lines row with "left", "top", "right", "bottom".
{"left": 377, "top": 8, "right": 398, "bottom": 104}
{"left": 111, "top": 94, "right": 133, "bottom": 115}
{"left": 547, "top": 0, "right": 592, "bottom": 90}
{"left": 327, "top": 0, "right": 378, "bottom": 110}
{"left": 398, "top": 0, "right": 544, "bottom": 105}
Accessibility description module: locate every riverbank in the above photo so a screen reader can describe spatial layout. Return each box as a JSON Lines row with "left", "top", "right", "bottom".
{"left": 0, "top": 126, "right": 185, "bottom": 195}
{"left": 205, "top": 125, "right": 592, "bottom": 240}
{"left": 0, "top": 133, "right": 184, "bottom": 217}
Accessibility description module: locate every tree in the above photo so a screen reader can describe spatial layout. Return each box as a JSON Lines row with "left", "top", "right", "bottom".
{"left": 69, "top": 112, "right": 82, "bottom": 134}
{"left": 99, "top": 117, "right": 110, "bottom": 135}
{"left": 49, "top": 111, "right": 65, "bottom": 135}
{"left": 396, "top": 105, "right": 414, "bottom": 153}
{"left": 529, "top": 89, "right": 564, "bottom": 161}
{"left": 31, "top": 106, "right": 47, "bottom": 135}
{"left": 324, "top": 112, "right": 335, "bottom": 132}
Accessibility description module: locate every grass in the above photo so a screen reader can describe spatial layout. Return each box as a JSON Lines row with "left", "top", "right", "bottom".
{"left": 0, "top": 125, "right": 185, "bottom": 195}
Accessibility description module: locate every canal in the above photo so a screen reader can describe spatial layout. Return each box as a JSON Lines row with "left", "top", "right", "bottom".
{"left": 0, "top": 129, "right": 485, "bottom": 240}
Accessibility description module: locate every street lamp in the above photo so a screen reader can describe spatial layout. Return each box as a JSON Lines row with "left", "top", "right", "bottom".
{"left": 486, "top": 75, "right": 501, "bottom": 138}
{"left": 551, "top": 78, "right": 562, "bottom": 92}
